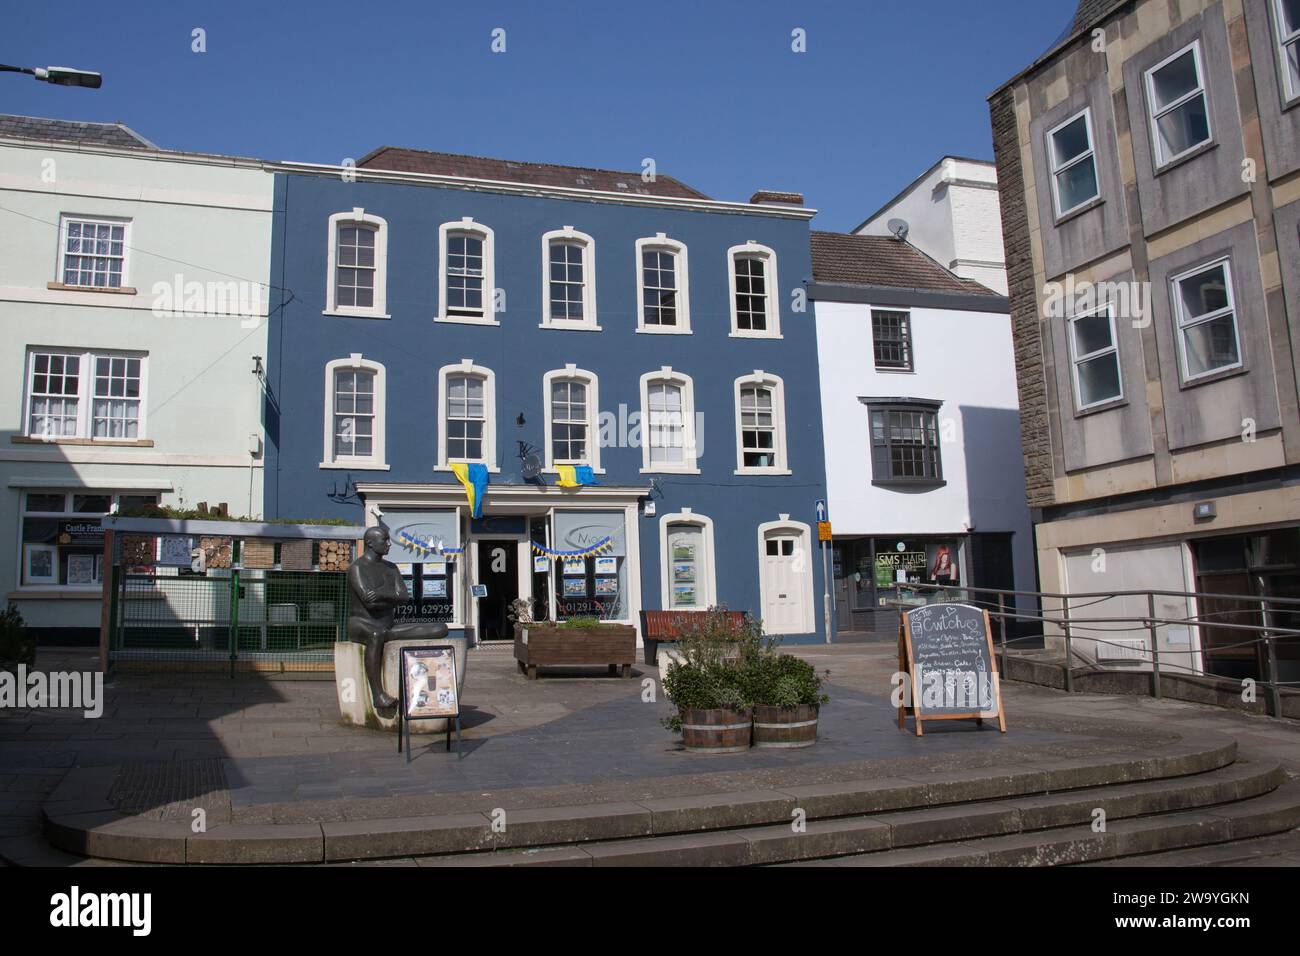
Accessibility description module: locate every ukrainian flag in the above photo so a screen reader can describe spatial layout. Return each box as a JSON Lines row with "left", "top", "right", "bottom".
{"left": 450, "top": 462, "right": 489, "bottom": 517}
{"left": 556, "top": 465, "right": 598, "bottom": 488}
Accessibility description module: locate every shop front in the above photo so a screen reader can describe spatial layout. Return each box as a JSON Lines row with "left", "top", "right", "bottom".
{"left": 356, "top": 483, "right": 646, "bottom": 646}
{"left": 832, "top": 535, "right": 966, "bottom": 635}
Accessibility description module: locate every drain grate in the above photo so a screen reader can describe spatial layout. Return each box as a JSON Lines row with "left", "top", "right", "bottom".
{"left": 107, "top": 758, "right": 232, "bottom": 823}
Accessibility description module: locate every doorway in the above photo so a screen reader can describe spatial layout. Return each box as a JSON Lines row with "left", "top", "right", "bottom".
{"left": 476, "top": 538, "right": 519, "bottom": 641}
{"left": 760, "top": 525, "right": 814, "bottom": 635}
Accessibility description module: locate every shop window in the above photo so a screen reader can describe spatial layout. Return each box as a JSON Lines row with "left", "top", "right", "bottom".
{"left": 661, "top": 511, "right": 716, "bottom": 610}
{"left": 20, "top": 490, "right": 159, "bottom": 588}
{"left": 552, "top": 511, "right": 627, "bottom": 621}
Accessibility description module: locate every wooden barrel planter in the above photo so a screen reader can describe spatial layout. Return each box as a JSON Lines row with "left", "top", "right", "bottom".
{"left": 752, "top": 705, "right": 819, "bottom": 749}
{"left": 680, "top": 708, "right": 752, "bottom": 753}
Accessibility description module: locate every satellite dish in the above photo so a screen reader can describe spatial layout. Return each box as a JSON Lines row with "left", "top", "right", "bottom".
{"left": 521, "top": 453, "right": 543, "bottom": 480}
{"left": 887, "top": 218, "right": 910, "bottom": 242}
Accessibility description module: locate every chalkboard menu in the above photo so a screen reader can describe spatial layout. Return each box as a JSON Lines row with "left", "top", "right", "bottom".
{"left": 898, "top": 603, "right": 1006, "bottom": 735}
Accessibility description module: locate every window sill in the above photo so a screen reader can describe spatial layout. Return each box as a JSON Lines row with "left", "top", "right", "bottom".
{"left": 1073, "top": 396, "right": 1128, "bottom": 418}
{"left": 538, "top": 322, "right": 602, "bottom": 332}
{"left": 1177, "top": 362, "right": 1247, "bottom": 391}
{"left": 322, "top": 309, "right": 391, "bottom": 320}
{"left": 319, "top": 462, "right": 391, "bottom": 470}
{"left": 1153, "top": 139, "right": 1217, "bottom": 177}
{"left": 47, "top": 282, "right": 138, "bottom": 295}
{"left": 1053, "top": 195, "right": 1104, "bottom": 227}
{"left": 639, "top": 466, "right": 701, "bottom": 475}
{"left": 729, "top": 331, "right": 783, "bottom": 340}
{"left": 13, "top": 436, "right": 154, "bottom": 447}
{"left": 871, "top": 479, "right": 947, "bottom": 489}
{"left": 435, "top": 315, "right": 500, "bottom": 326}
{"left": 636, "top": 327, "right": 692, "bottom": 335}
{"left": 8, "top": 589, "right": 101, "bottom": 600}
{"left": 873, "top": 366, "right": 915, "bottom": 375}
{"left": 434, "top": 464, "right": 503, "bottom": 474}
{"left": 734, "top": 468, "right": 793, "bottom": 476}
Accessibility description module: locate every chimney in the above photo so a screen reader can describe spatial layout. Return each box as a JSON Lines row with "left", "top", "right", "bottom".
{"left": 748, "top": 190, "right": 804, "bottom": 206}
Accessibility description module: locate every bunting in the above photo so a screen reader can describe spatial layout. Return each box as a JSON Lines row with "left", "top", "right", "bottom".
{"left": 530, "top": 536, "right": 614, "bottom": 560}
{"left": 394, "top": 530, "right": 462, "bottom": 560}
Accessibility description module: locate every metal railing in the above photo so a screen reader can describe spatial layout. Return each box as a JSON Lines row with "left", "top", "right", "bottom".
{"left": 881, "top": 582, "right": 1300, "bottom": 717}
{"left": 108, "top": 567, "right": 349, "bottom": 675}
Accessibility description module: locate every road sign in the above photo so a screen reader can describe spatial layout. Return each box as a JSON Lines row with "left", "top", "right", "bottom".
{"left": 818, "top": 521, "right": 832, "bottom": 542}
{"left": 815, "top": 499, "right": 828, "bottom": 522}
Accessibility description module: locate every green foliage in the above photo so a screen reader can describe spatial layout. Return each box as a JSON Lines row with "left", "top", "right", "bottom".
{"left": 0, "top": 603, "right": 35, "bottom": 667}
{"left": 556, "top": 616, "right": 602, "bottom": 630}
{"left": 117, "top": 505, "right": 351, "bottom": 526}
{"left": 744, "top": 652, "right": 829, "bottom": 709}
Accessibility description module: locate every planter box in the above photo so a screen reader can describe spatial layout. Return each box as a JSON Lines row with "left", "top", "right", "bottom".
{"left": 752, "top": 704, "right": 819, "bottom": 749}
{"left": 680, "top": 707, "right": 753, "bottom": 753}
{"left": 514, "top": 624, "right": 636, "bottom": 679}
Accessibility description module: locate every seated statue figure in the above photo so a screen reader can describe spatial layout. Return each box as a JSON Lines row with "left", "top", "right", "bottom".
{"left": 347, "top": 526, "right": 449, "bottom": 719}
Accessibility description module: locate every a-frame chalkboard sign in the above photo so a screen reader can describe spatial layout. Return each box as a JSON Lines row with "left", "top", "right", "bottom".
{"left": 897, "top": 603, "right": 1007, "bottom": 736}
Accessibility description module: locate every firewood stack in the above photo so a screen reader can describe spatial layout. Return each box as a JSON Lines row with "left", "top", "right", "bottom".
{"left": 317, "top": 540, "right": 353, "bottom": 572}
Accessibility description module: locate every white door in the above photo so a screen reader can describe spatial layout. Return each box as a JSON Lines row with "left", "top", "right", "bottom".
{"left": 762, "top": 532, "right": 809, "bottom": 634}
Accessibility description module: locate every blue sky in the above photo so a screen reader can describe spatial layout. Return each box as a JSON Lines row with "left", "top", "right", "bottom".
{"left": 4, "top": 0, "right": 1076, "bottom": 231}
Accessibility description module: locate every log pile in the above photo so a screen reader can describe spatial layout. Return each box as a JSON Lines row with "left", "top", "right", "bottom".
{"left": 200, "top": 536, "right": 233, "bottom": 569}
{"left": 317, "top": 539, "right": 353, "bottom": 572}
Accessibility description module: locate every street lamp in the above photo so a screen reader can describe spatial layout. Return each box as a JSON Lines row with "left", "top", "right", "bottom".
{"left": 0, "top": 63, "right": 102, "bottom": 88}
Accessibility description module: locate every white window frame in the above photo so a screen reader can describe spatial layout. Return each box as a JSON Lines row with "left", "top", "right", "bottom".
{"left": 635, "top": 233, "right": 690, "bottom": 334}
{"left": 639, "top": 366, "right": 699, "bottom": 474}
{"left": 541, "top": 226, "right": 599, "bottom": 331}
{"left": 1170, "top": 257, "right": 1243, "bottom": 384}
{"left": 324, "top": 208, "right": 390, "bottom": 319}
{"left": 1046, "top": 108, "right": 1101, "bottom": 218}
{"left": 321, "top": 354, "right": 388, "bottom": 469}
{"left": 56, "top": 214, "right": 132, "bottom": 290}
{"left": 733, "top": 371, "right": 791, "bottom": 475}
{"left": 1273, "top": 0, "right": 1300, "bottom": 104}
{"left": 542, "top": 365, "right": 604, "bottom": 474}
{"left": 436, "top": 359, "right": 499, "bottom": 472}
{"left": 756, "top": 516, "right": 816, "bottom": 636}
{"left": 22, "top": 348, "right": 149, "bottom": 442}
{"left": 659, "top": 509, "right": 717, "bottom": 611}
{"left": 727, "top": 241, "right": 781, "bottom": 339}
{"left": 1067, "top": 304, "right": 1124, "bottom": 412}
{"left": 436, "top": 217, "right": 498, "bottom": 325}
{"left": 1144, "top": 40, "right": 1213, "bottom": 169}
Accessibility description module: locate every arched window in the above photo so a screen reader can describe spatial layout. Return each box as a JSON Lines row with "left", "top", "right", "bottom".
{"left": 543, "top": 365, "right": 603, "bottom": 473}
{"left": 325, "top": 209, "right": 389, "bottom": 318}
{"left": 436, "top": 360, "right": 497, "bottom": 471}
{"left": 541, "top": 226, "right": 599, "bottom": 330}
{"left": 639, "top": 367, "right": 698, "bottom": 474}
{"left": 733, "top": 371, "right": 791, "bottom": 474}
{"left": 322, "top": 354, "right": 387, "bottom": 469}
{"left": 635, "top": 233, "right": 690, "bottom": 333}
{"left": 727, "top": 241, "right": 780, "bottom": 338}
{"left": 437, "top": 218, "right": 497, "bottom": 325}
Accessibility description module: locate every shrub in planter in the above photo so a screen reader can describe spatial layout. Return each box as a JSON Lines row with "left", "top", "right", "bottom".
{"left": 0, "top": 603, "right": 35, "bottom": 670}
{"left": 745, "top": 652, "right": 829, "bottom": 749}
{"left": 660, "top": 651, "right": 753, "bottom": 752}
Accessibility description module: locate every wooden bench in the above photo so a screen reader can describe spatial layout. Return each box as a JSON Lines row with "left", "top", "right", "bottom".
{"left": 639, "top": 610, "right": 748, "bottom": 665}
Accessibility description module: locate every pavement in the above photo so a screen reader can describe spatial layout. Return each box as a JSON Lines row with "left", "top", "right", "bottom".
{"left": 3, "top": 641, "right": 1300, "bottom": 864}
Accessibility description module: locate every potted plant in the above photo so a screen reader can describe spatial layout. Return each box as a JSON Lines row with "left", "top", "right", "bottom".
{"left": 510, "top": 599, "right": 636, "bottom": 679}
{"left": 745, "top": 651, "right": 829, "bottom": 749}
{"left": 661, "top": 656, "right": 753, "bottom": 753}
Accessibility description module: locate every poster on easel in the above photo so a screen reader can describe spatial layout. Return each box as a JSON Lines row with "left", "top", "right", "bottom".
{"left": 898, "top": 603, "right": 1006, "bottom": 736}
{"left": 398, "top": 645, "right": 463, "bottom": 762}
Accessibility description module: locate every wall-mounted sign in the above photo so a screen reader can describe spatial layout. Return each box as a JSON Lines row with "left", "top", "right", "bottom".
{"left": 470, "top": 584, "right": 488, "bottom": 598}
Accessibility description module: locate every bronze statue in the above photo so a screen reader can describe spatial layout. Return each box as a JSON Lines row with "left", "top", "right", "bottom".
{"left": 347, "top": 526, "right": 449, "bottom": 718}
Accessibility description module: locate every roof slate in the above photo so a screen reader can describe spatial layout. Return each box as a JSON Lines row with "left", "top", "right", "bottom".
{"left": 0, "top": 113, "right": 155, "bottom": 149}
{"left": 357, "top": 145, "right": 710, "bottom": 199}
{"left": 810, "top": 231, "right": 998, "bottom": 296}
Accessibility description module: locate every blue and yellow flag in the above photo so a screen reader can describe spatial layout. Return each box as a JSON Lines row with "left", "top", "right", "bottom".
{"left": 450, "top": 462, "right": 489, "bottom": 517}
{"left": 556, "top": 465, "right": 599, "bottom": 488}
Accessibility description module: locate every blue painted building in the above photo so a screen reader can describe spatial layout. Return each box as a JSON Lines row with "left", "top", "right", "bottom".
{"left": 264, "top": 149, "right": 829, "bottom": 644}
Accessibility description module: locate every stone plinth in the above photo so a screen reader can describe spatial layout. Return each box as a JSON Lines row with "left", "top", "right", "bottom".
{"left": 335, "top": 637, "right": 468, "bottom": 733}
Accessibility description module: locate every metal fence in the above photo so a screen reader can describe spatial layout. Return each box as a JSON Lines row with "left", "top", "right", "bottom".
{"left": 107, "top": 567, "right": 349, "bottom": 676}
{"left": 882, "top": 582, "right": 1300, "bottom": 717}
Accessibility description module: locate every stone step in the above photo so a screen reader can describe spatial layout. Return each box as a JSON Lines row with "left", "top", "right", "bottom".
{"left": 40, "top": 734, "right": 1241, "bottom": 864}
{"left": 806, "top": 778, "right": 1300, "bottom": 868}
{"left": 411, "top": 758, "right": 1285, "bottom": 868}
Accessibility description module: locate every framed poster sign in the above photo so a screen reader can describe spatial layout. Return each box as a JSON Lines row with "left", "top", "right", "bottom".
{"left": 398, "top": 644, "right": 463, "bottom": 761}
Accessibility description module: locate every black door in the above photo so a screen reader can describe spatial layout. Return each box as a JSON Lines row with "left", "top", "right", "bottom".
{"left": 476, "top": 539, "right": 518, "bottom": 641}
